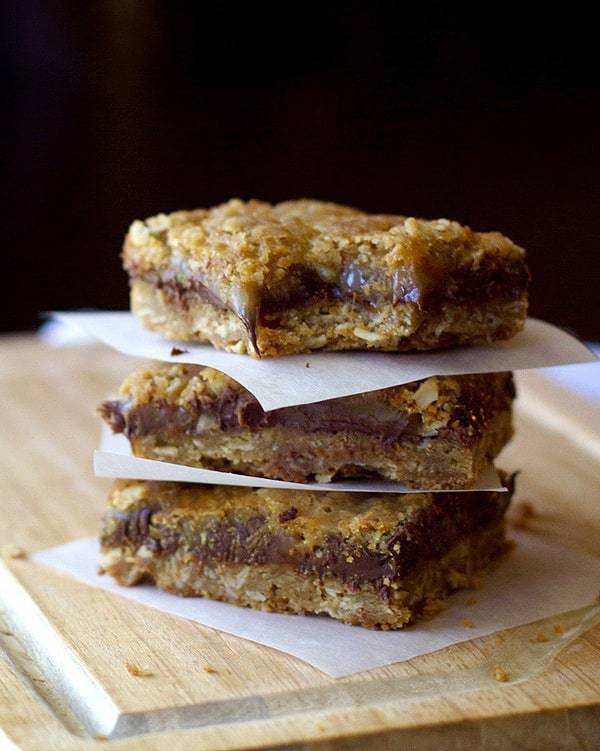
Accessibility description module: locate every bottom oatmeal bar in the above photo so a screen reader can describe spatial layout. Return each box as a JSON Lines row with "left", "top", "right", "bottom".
{"left": 100, "top": 477, "right": 515, "bottom": 629}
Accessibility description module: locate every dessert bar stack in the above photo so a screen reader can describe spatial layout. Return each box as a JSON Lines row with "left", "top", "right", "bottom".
{"left": 98, "top": 200, "right": 530, "bottom": 629}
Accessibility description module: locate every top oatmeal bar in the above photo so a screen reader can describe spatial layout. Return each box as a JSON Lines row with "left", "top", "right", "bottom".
{"left": 124, "top": 199, "right": 529, "bottom": 358}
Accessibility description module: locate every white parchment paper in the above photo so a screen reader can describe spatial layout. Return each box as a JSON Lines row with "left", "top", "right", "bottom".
{"left": 95, "top": 429, "right": 505, "bottom": 493}
{"left": 54, "top": 312, "right": 597, "bottom": 411}
{"left": 32, "top": 532, "right": 600, "bottom": 677}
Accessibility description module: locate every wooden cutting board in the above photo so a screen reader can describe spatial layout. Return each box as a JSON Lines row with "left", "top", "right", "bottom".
{"left": 1, "top": 335, "right": 599, "bottom": 751}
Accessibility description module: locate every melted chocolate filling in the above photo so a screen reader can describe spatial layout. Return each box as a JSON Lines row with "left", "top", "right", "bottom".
{"left": 134, "top": 258, "right": 529, "bottom": 353}
{"left": 101, "top": 393, "right": 421, "bottom": 442}
{"left": 102, "top": 476, "right": 514, "bottom": 589}
{"left": 100, "top": 374, "right": 514, "bottom": 447}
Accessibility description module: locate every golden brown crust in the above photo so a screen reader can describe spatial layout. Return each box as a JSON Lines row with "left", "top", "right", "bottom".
{"left": 124, "top": 199, "right": 529, "bottom": 357}
{"left": 115, "top": 362, "right": 237, "bottom": 407}
{"left": 124, "top": 199, "right": 524, "bottom": 288}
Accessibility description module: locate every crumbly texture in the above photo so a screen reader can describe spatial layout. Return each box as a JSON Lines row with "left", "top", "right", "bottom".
{"left": 99, "top": 365, "right": 514, "bottom": 489}
{"left": 124, "top": 199, "right": 529, "bottom": 357}
{"left": 100, "top": 478, "right": 514, "bottom": 629}
{"left": 493, "top": 667, "right": 511, "bottom": 682}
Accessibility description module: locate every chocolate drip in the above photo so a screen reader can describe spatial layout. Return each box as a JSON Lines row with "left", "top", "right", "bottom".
{"left": 231, "top": 283, "right": 260, "bottom": 355}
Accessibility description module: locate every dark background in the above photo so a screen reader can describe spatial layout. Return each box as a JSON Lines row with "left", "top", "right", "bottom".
{"left": 3, "top": 2, "right": 600, "bottom": 337}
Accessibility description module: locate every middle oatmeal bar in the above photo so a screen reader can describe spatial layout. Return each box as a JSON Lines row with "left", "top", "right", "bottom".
{"left": 99, "top": 477, "right": 515, "bottom": 629}
{"left": 99, "top": 365, "right": 514, "bottom": 489}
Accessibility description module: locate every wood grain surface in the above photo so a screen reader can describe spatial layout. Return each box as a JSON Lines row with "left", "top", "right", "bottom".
{"left": 0, "top": 335, "right": 599, "bottom": 750}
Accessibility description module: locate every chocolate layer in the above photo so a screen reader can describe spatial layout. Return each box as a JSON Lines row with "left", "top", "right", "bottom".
{"left": 102, "top": 476, "right": 514, "bottom": 590}
{"left": 136, "top": 259, "right": 528, "bottom": 313}
{"left": 100, "top": 373, "right": 515, "bottom": 448}
{"left": 131, "top": 256, "right": 529, "bottom": 347}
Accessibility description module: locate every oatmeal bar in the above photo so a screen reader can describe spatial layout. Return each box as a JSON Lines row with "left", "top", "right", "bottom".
{"left": 100, "top": 477, "right": 514, "bottom": 629}
{"left": 124, "top": 199, "right": 529, "bottom": 357}
{"left": 99, "top": 365, "right": 514, "bottom": 489}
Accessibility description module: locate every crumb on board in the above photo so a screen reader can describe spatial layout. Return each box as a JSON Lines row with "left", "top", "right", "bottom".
{"left": 447, "top": 569, "right": 484, "bottom": 591}
{"left": 203, "top": 666, "right": 218, "bottom": 674}
{"left": 465, "top": 596, "right": 478, "bottom": 606}
{"left": 125, "top": 662, "right": 153, "bottom": 677}
{"left": 1, "top": 544, "right": 26, "bottom": 559}
{"left": 423, "top": 598, "right": 447, "bottom": 619}
{"left": 530, "top": 631, "right": 550, "bottom": 644}
{"left": 511, "top": 501, "right": 536, "bottom": 530}
{"left": 305, "top": 362, "right": 311, "bottom": 368}
{"left": 461, "top": 618, "right": 475, "bottom": 629}
{"left": 170, "top": 346, "right": 189, "bottom": 356}
{"left": 94, "top": 735, "right": 108, "bottom": 742}
{"left": 493, "top": 666, "right": 511, "bottom": 682}
{"left": 553, "top": 623, "right": 565, "bottom": 635}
